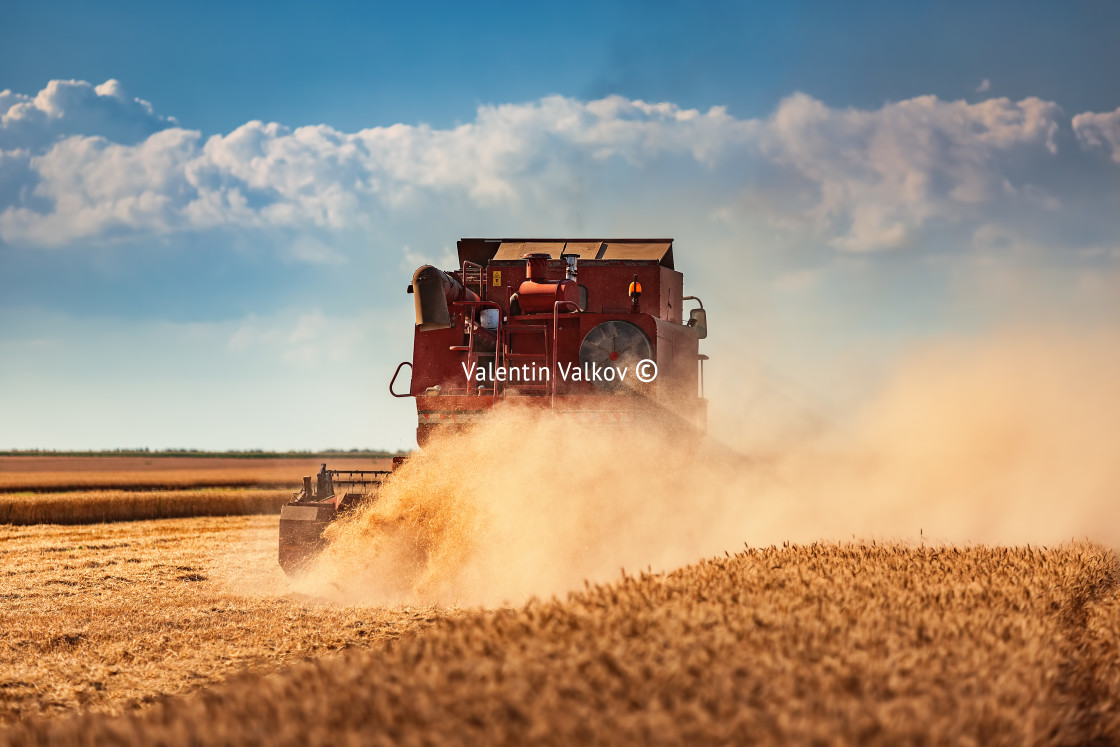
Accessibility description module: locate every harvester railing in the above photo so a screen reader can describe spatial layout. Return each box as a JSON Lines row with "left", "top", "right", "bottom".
{"left": 389, "top": 361, "right": 413, "bottom": 398}
{"left": 551, "top": 299, "right": 581, "bottom": 407}
{"left": 450, "top": 300, "right": 503, "bottom": 400}
{"left": 461, "top": 260, "right": 484, "bottom": 298}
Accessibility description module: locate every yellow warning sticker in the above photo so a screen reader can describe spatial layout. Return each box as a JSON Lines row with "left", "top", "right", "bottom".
{"left": 491, "top": 270, "right": 501, "bottom": 286}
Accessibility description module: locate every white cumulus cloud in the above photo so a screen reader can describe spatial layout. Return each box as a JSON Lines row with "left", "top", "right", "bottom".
{"left": 0, "top": 78, "right": 175, "bottom": 153}
{"left": 0, "top": 79, "right": 1105, "bottom": 255}
{"left": 754, "top": 93, "right": 1061, "bottom": 250}
{"left": 1073, "top": 106, "right": 1120, "bottom": 163}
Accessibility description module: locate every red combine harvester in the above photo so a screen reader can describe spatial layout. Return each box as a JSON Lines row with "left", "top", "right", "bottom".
{"left": 279, "top": 238, "right": 709, "bottom": 572}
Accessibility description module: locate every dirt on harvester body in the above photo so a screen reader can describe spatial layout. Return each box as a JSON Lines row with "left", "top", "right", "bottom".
{"left": 279, "top": 238, "right": 709, "bottom": 574}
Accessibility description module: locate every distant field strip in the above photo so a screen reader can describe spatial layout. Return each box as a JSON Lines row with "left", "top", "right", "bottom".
{"left": 0, "top": 489, "right": 293, "bottom": 525}
{"left": 0, "top": 456, "right": 389, "bottom": 493}
{"left": 0, "top": 456, "right": 388, "bottom": 524}
{"left": 0, "top": 473, "right": 292, "bottom": 492}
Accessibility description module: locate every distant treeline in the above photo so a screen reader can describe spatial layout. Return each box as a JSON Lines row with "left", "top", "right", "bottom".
{"left": 0, "top": 448, "right": 408, "bottom": 459}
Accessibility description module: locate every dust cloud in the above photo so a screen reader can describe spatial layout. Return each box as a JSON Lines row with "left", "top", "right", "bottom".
{"left": 296, "top": 328, "right": 1120, "bottom": 606}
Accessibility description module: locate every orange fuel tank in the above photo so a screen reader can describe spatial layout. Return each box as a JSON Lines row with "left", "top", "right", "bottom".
{"left": 516, "top": 252, "right": 579, "bottom": 314}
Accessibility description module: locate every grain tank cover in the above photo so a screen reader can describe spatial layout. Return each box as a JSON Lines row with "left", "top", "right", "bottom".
{"left": 489, "top": 240, "right": 675, "bottom": 268}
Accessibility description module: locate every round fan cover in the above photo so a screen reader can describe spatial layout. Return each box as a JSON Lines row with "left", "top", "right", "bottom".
{"left": 578, "top": 321, "right": 652, "bottom": 391}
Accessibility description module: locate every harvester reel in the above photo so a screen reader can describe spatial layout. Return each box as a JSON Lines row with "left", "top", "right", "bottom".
{"left": 578, "top": 321, "right": 652, "bottom": 392}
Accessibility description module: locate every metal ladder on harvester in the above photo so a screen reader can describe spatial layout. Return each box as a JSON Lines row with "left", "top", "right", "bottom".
{"left": 458, "top": 261, "right": 502, "bottom": 399}
{"left": 500, "top": 321, "right": 551, "bottom": 395}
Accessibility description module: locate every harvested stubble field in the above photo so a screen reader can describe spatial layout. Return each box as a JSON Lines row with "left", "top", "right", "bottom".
{"left": 2, "top": 539, "right": 1118, "bottom": 745}
{"left": 0, "top": 516, "right": 444, "bottom": 725}
{"left": 0, "top": 456, "right": 386, "bottom": 524}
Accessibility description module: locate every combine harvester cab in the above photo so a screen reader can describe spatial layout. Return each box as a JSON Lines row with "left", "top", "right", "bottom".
{"left": 279, "top": 238, "right": 709, "bottom": 574}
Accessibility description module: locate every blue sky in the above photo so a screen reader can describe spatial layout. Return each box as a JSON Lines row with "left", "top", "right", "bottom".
{"left": 5, "top": 1, "right": 1120, "bottom": 134}
{"left": 2, "top": 1, "right": 1119, "bottom": 450}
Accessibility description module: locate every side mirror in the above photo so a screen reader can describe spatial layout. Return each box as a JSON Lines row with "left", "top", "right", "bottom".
{"left": 687, "top": 308, "right": 707, "bottom": 339}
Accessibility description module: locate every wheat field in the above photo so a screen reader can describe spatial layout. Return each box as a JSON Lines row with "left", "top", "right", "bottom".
{"left": 1, "top": 533, "right": 1117, "bottom": 744}
{"left": 3, "top": 454, "right": 1119, "bottom": 744}
{"left": 0, "top": 489, "right": 293, "bottom": 524}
